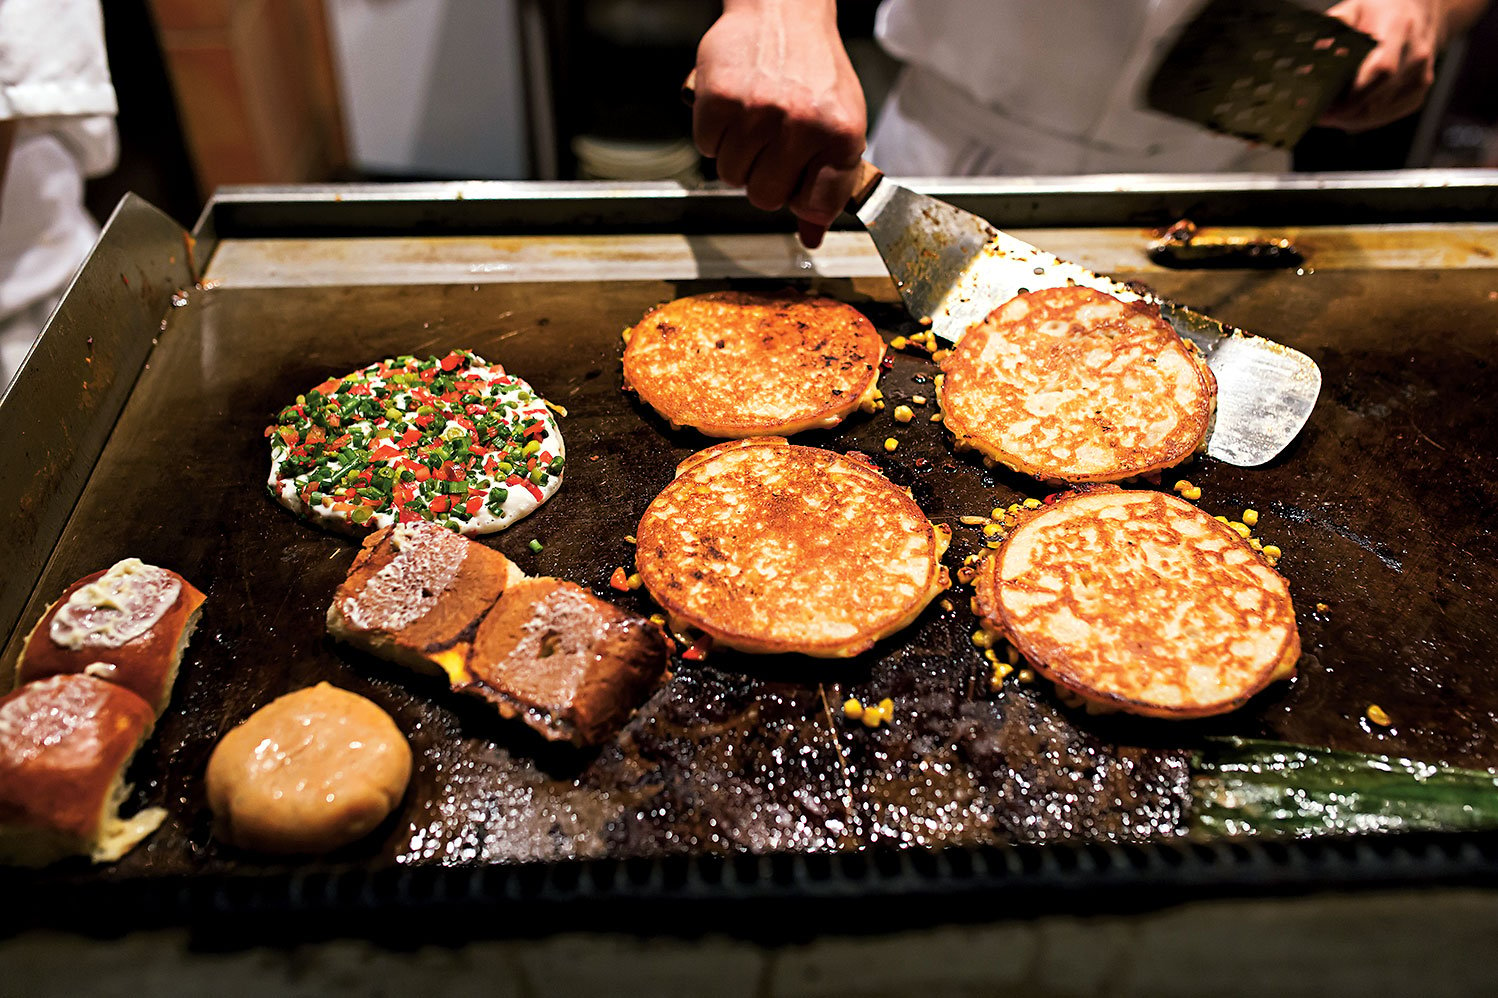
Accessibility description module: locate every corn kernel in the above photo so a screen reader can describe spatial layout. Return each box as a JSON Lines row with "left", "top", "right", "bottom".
{"left": 1006, "top": 645, "right": 1020, "bottom": 666}
{"left": 648, "top": 613, "right": 666, "bottom": 626}
{"left": 984, "top": 648, "right": 1000, "bottom": 663}
{"left": 1366, "top": 704, "right": 1392, "bottom": 727}
{"left": 891, "top": 335, "right": 908, "bottom": 350}
{"left": 911, "top": 395, "right": 928, "bottom": 405}
{"left": 624, "top": 534, "right": 637, "bottom": 544}
{"left": 1173, "top": 480, "right": 1192, "bottom": 493}
{"left": 843, "top": 697, "right": 864, "bottom": 719}
{"left": 884, "top": 437, "right": 899, "bottom": 452}
{"left": 972, "top": 629, "right": 995, "bottom": 649}
{"left": 1228, "top": 520, "right": 1251, "bottom": 538}
{"left": 861, "top": 707, "right": 883, "bottom": 728}
{"left": 621, "top": 328, "right": 633, "bottom": 343}
{"left": 992, "top": 662, "right": 1014, "bottom": 686}
{"left": 893, "top": 404, "right": 914, "bottom": 423}
{"left": 1243, "top": 508, "right": 1259, "bottom": 527}
{"left": 929, "top": 412, "right": 943, "bottom": 422}
{"left": 1022, "top": 498, "right": 1042, "bottom": 509}
{"left": 1016, "top": 668, "right": 1035, "bottom": 684}
{"left": 931, "top": 349, "right": 952, "bottom": 362}
{"left": 1183, "top": 487, "right": 1202, "bottom": 500}
{"left": 1249, "top": 538, "right": 1263, "bottom": 550}
{"left": 626, "top": 573, "right": 642, "bottom": 590}
{"left": 877, "top": 697, "right": 894, "bottom": 721}
{"left": 982, "top": 523, "right": 1003, "bottom": 538}
{"left": 1263, "top": 544, "right": 1281, "bottom": 559}
{"left": 1214, "top": 515, "right": 1229, "bottom": 523}
{"left": 986, "top": 539, "right": 1002, "bottom": 549}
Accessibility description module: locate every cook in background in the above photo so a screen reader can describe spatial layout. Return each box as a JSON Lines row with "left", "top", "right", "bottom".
{"left": 0, "top": 0, "right": 117, "bottom": 389}
{"left": 690, "top": 0, "right": 1492, "bottom": 248}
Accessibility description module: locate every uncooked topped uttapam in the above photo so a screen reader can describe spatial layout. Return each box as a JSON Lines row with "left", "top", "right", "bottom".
{"left": 266, "top": 350, "right": 564, "bottom": 535}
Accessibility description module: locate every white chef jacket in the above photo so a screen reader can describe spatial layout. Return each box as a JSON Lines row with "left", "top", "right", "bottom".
{"left": 867, "top": 0, "right": 1291, "bottom": 175}
{"left": 0, "top": 0, "right": 117, "bottom": 388}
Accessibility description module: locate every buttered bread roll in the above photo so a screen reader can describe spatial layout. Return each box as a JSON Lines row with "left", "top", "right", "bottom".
{"left": 17, "top": 558, "right": 206, "bottom": 717}
{"left": 206, "top": 683, "right": 411, "bottom": 854}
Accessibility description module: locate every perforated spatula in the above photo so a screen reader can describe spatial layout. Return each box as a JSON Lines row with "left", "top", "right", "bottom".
{"left": 847, "top": 164, "right": 1321, "bottom": 467}
{"left": 1144, "top": 0, "right": 1376, "bottom": 149}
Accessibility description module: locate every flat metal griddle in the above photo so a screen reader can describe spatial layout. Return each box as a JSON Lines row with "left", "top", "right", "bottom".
{"left": 4, "top": 179, "right": 1498, "bottom": 933}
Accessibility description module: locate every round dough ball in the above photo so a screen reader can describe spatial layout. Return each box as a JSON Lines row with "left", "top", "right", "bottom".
{"left": 206, "top": 683, "right": 411, "bottom": 854}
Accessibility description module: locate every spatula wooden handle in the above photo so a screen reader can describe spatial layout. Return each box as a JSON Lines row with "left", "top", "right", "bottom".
{"left": 681, "top": 70, "right": 884, "bottom": 215}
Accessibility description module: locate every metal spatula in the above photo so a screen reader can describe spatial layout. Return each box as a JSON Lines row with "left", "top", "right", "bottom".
{"left": 849, "top": 165, "right": 1320, "bottom": 467}
{"left": 1144, "top": 0, "right": 1376, "bottom": 149}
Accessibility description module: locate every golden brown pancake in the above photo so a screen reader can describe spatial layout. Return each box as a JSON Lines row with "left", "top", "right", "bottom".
{"left": 16, "top": 559, "right": 206, "bottom": 718}
{"left": 974, "top": 486, "right": 1298, "bottom": 718}
{"left": 938, "top": 287, "right": 1215, "bottom": 483}
{"left": 635, "top": 438, "right": 950, "bottom": 657}
{"left": 622, "top": 291, "right": 885, "bottom": 437}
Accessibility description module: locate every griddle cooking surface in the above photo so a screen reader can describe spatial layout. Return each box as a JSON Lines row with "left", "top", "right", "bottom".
{"left": 7, "top": 265, "right": 1498, "bottom": 885}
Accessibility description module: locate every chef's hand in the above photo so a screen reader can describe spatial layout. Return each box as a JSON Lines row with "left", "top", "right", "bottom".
{"left": 1320, "top": 0, "right": 1488, "bottom": 132}
{"left": 692, "top": 0, "right": 867, "bottom": 249}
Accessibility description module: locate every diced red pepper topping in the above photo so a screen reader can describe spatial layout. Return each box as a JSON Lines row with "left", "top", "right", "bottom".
{"left": 464, "top": 495, "right": 484, "bottom": 517}
{"left": 682, "top": 635, "right": 713, "bottom": 661}
{"left": 439, "top": 352, "right": 461, "bottom": 371}
{"left": 429, "top": 495, "right": 451, "bottom": 514}
{"left": 397, "top": 427, "right": 421, "bottom": 447}
{"left": 522, "top": 481, "right": 544, "bottom": 502}
{"left": 608, "top": 567, "right": 629, "bottom": 591}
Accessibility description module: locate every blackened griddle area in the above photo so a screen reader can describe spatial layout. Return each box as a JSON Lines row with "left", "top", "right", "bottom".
{"left": 3, "top": 265, "right": 1497, "bottom": 896}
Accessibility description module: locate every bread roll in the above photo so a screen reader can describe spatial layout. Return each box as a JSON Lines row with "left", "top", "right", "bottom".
{"left": 16, "top": 558, "right": 206, "bottom": 717}
{"left": 0, "top": 674, "right": 164, "bottom": 867}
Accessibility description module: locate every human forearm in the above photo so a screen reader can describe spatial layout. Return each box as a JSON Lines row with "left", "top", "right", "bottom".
{"left": 692, "top": 0, "right": 867, "bottom": 247}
